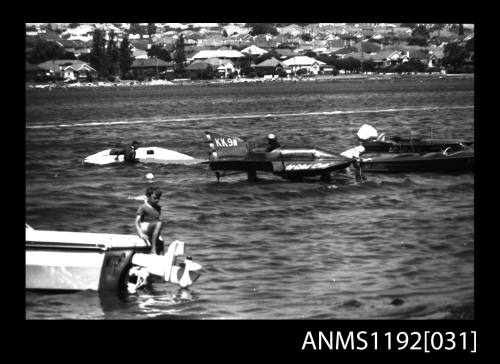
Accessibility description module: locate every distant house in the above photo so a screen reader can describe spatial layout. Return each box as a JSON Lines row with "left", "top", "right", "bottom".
{"left": 340, "top": 51, "right": 372, "bottom": 61}
{"left": 36, "top": 59, "right": 96, "bottom": 80}
{"left": 185, "top": 60, "right": 214, "bottom": 79}
{"left": 351, "top": 31, "right": 365, "bottom": 41}
{"left": 370, "top": 33, "right": 385, "bottom": 41}
{"left": 254, "top": 57, "right": 283, "bottom": 76}
{"left": 204, "top": 58, "right": 237, "bottom": 78}
{"left": 408, "top": 49, "right": 439, "bottom": 68}
{"left": 241, "top": 45, "right": 268, "bottom": 56}
{"left": 274, "top": 48, "right": 296, "bottom": 60}
{"left": 52, "top": 39, "right": 80, "bottom": 54}
{"left": 62, "top": 63, "right": 98, "bottom": 81}
{"left": 370, "top": 50, "right": 396, "bottom": 68}
{"left": 131, "top": 57, "right": 174, "bottom": 79}
{"left": 282, "top": 56, "right": 326, "bottom": 75}
{"left": 369, "top": 50, "right": 408, "bottom": 68}
{"left": 197, "top": 38, "right": 223, "bottom": 48}
{"left": 132, "top": 48, "right": 148, "bottom": 59}
{"left": 190, "top": 49, "right": 244, "bottom": 61}
{"left": 225, "top": 36, "right": 251, "bottom": 48}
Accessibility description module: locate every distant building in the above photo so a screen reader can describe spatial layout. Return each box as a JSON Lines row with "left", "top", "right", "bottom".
{"left": 131, "top": 57, "right": 174, "bottom": 78}
{"left": 223, "top": 24, "right": 249, "bottom": 36}
{"left": 241, "top": 45, "right": 268, "bottom": 56}
{"left": 274, "top": 48, "right": 296, "bottom": 60}
{"left": 62, "top": 63, "right": 98, "bottom": 81}
{"left": 36, "top": 59, "right": 97, "bottom": 80}
{"left": 254, "top": 57, "right": 283, "bottom": 76}
{"left": 185, "top": 60, "right": 214, "bottom": 79}
{"left": 204, "top": 58, "right": 237, "bottom": 78}
{"left": 190, "top": 49, "right": 245, "bottom": 61}
{"left": 282, "top": 56, "right": 326, "bottom": 75}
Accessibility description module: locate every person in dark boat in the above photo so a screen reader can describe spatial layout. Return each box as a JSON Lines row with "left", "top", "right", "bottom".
{"left": 134, "top": 186, "right": 165, "bottom": 255}
{"left": 124, "top": 140, "right": 140, "bottom": 162}
{"left": 265, "top": 134, "right": 281, "bottom": 152}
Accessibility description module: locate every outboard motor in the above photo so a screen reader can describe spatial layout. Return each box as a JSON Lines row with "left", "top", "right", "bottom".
{"left": 128, "top": 240, "right": 202, "bottom": 293}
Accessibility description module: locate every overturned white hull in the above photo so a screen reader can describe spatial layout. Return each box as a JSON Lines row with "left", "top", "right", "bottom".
{"left": 26, "top": 227, "right": 202, "bottom": 292}
{"left": 83, "top": 147, "right": 203, "bottom": 166}
{"left": 26, "top": 228, "right": 150, "bottom": 291}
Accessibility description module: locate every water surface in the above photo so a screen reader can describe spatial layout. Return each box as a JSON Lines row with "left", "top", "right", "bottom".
{"left": 26, "top": 78, "right": 474, "bottom": 319}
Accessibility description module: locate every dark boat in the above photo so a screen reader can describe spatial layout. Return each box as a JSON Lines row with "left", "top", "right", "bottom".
{"left": 357, "top": 124, "right": 473, "bottom": 153}
{"left": 359, "top": 149, "right": 474, "bottom": 173}
{"left": 205, "top": 131, "right": 356, "bottom": 182}
{"left": 361, "top": 138, "right": 474, "bottom": 153}
{"left": 339, "top": 124, "right": 475, "bottom": 173}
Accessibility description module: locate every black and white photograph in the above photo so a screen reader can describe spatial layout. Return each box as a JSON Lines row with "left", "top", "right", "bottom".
{"left": 25, "top": 22, "right": 474, "bottom": 328}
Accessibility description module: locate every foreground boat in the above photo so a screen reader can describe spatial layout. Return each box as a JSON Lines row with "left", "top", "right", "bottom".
{"left": 25, "top": 225, "right": 201, "bottom": 292}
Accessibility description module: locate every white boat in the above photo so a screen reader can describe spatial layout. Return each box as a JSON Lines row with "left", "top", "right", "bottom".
{"left": 83, "top": 146, "right": 204, "bottom": 166}
{"left": 25, "top": 225, "right": 202, "bottom": 292}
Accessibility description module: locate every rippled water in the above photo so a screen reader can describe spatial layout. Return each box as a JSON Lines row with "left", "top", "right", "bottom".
{"left": 25, "top": 78, "right": 474, "bottom": 319}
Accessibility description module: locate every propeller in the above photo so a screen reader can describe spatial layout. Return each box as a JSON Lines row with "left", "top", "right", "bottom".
{"left": 178, "top": 257, "right": 202, "bottom": 288}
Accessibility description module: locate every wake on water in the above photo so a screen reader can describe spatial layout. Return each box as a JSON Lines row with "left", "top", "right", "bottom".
{"left": 26, "top": 105, "right": 474, "bottom": 129}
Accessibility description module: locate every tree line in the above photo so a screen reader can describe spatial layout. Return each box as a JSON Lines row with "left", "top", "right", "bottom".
{"left": 26, "top": 28, "right": 187, "bottom": 81}
{"left": 89, "top": 29, "right": 186, "bottom": 79}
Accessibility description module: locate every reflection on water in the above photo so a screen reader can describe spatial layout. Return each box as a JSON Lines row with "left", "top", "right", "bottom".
{"left": 26, "top": 286, "right": 198, "bottom": 320}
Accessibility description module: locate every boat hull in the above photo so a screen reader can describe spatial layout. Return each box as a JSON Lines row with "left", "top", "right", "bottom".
{"left": 26, "top": 248, "right": 135, "bottom": 291}
{"left": 83, "top": 147, "right": 201, "bottom": 165}
{"left": 26, "top": 229, "right": 150, "bottom": 291}
{"left": 360, "top": 151, "right": 474, "bottom": 173}
{"left": 361, "top": 140, "right": 473, "bottom": 153}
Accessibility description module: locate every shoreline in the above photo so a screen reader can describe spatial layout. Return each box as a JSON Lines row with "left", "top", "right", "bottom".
{"left": 26, "top": 73, "right": 474, "bottom": 90}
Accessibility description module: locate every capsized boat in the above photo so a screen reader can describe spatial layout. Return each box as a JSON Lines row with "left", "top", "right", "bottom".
{"left": 83, "top": 146, "right": 204, "bottom": 165}
{"left": 25, "top": 224, "right": 202, "bottom": 292}
{"left": 357, "top": 124, "right": 473, "bottom": 153}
